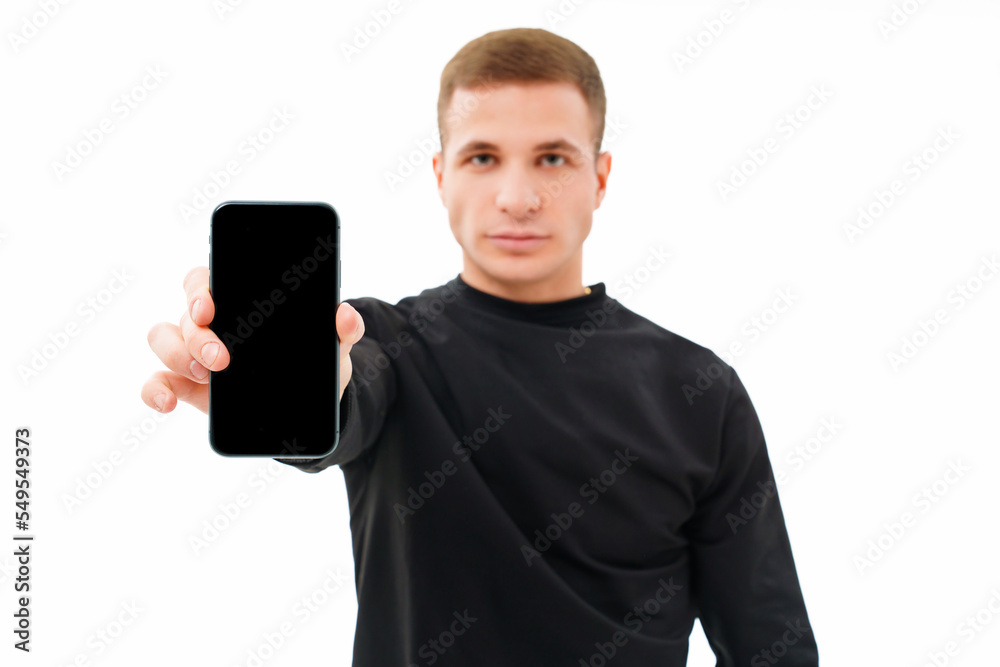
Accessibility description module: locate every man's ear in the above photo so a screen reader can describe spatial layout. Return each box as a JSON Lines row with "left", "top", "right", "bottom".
{"left": 594, "top": 151, "right": 611, "bottom": 209}
{"left": 432, "top": 152, "right": 446, "bottom": 204}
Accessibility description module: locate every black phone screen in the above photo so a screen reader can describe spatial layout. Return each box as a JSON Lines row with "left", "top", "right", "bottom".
{"left": 208, "top": 201, "right": 340, "bottom": 458}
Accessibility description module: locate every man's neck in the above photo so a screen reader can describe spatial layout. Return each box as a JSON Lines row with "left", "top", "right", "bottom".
{"left": 459, "top": 267, "right": 589, "bottom": 303}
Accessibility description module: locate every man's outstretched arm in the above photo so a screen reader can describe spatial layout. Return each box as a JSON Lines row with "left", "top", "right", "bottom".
{"left": 141, "top": 268, "right": 381, "bottom": 471}
{"left": 273, "top": 329, "right": 397, "bottom": 473}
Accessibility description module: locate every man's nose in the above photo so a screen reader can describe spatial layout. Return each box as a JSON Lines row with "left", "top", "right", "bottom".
{"left": 496, "top": 170, "right": 542, "bottom": 220}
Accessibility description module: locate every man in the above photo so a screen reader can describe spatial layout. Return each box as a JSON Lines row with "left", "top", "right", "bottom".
{"left": 142, "top": 27, "right": 819, "bottom": 666}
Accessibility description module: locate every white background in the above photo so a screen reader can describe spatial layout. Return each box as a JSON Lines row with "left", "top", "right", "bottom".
{"left": 2, "top": 0, "right": 999, "bottom": 665}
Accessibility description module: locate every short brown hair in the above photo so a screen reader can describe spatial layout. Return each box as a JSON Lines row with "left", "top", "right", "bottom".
{"left": 437, "top": 28, "right": 606, "bottom": 165}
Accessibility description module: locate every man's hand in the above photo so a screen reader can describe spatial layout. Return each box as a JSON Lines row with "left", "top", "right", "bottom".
{"left": 141, "top": 265, "right": 364, "bottom": 415}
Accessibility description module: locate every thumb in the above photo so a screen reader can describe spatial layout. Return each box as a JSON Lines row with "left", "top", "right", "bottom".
{"left": 337, "top": 302, "right": 365, "bottom": 356}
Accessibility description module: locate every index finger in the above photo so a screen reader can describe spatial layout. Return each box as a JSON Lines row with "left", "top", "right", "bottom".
{"left": 183, "top": 266, "right": 214, "bottom": 326}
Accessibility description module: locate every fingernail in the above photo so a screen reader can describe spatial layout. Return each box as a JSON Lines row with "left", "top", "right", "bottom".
{"left": 190, "top": 359, "right": 208, "bottom": 380}
{"left": 191, "top": 298, "right": 202, "bottom": 321}
{"left": 153, "top": 393, "right": 165, "bottom": 411}
{"left": 202, "top": 342, "right": 219, "bottom": 366}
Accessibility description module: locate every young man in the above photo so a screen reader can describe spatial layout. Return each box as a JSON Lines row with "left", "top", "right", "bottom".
{"left": 143, "top": 28, "right": 819, "bottom": 666}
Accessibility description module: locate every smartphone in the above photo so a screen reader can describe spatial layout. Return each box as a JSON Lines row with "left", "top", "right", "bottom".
{"left": 208, "top": 201, "right": 340, "bottom": 458}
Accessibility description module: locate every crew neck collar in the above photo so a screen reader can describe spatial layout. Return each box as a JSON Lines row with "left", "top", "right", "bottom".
{"left": 446, "top": 273, "right": 613, "bottom": 326}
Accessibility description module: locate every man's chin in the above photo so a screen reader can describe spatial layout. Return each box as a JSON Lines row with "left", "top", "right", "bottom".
{"left": 472, "top": 258, "right": 552, "bottom": 286}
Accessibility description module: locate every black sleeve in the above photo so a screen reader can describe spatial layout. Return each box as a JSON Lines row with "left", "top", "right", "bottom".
{"left": 272, "top": 332, "right": 398, "bottom": 473}
{"left": 685, "top": 365, "right": 819, "bottom": 665}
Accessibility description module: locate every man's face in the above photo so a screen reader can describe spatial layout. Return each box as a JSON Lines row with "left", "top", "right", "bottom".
{"left": 432, "top": 81, "right": 611, "bottom": 299}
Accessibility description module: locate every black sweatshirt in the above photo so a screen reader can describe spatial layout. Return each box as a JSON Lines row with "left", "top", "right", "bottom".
{"left": 275, "top": 273, "right": 819, "bottom": 666}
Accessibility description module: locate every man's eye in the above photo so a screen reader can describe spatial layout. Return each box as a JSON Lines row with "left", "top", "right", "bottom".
{"left": 467, "top": 154, "right": 566, "bottom": 167}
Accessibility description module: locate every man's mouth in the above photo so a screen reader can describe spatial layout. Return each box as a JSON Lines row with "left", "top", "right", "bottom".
{"left": 487, "top": 234, "right": 549, "bottom": 251}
